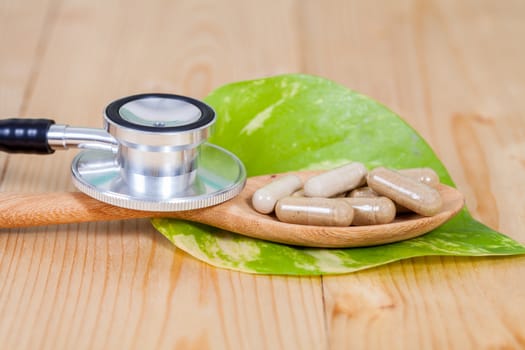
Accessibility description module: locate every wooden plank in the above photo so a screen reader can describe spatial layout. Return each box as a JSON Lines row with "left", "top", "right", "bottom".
{"left": 1, "top": 219, "right": 326, "bottom": 349}
{"left": 299, "top": 0, "right": 525, "bottom": 348}
{"left": 0, "top": 0, "right": 326, "bottom": 349}
{"left": 0, "top": 1, "right": 63, "bottom": 347}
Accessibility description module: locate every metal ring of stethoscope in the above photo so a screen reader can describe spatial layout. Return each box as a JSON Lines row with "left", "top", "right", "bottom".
{"left": 60, "top": 93, "right": 245, "bottom": 211}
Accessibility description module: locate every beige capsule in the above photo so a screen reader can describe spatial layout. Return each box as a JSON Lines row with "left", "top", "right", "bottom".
{"left": 348, "top": 186, "right": 378, "bottom": 198}
{"left": 304, "top": 162, "right": 367, "bottom": 198}
{"left": 367, "top": 167, "right": 443, "bottom": 216}
{"left": 343, "top": 197, "right": 396, "bottom": 225}
{"left": 252, "top": 175, "right": 303, "bottom": 214}
{"left": 353, "top": 168, "right": 439, "bottom": 213}
{"left": 398, "top": 168, "right": 440, "bottom": 188}
{"left": 275, "top": 197, "right": 354, "bottom": 226}
{"left": 393, "top": 167, "right": 440, "bottom": 212}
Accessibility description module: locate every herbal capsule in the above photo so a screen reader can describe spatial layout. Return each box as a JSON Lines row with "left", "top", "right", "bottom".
{"left": 343, "top": 197, "right": 396, "bottom": 225}
{"left": 252, "top": 175, "right": 302, "bottom": 214}
{"left": 367, "top": 167, "right": 442, "bottom": 216}
{"left": 304, "top": 162, "right": 367, "bottom": 198}
{"left": 399, "top": 168, "right": 440, "bottom": 188}
{"left": 348, "top": 186, "right": 378, "bottom": 198}
{"left": 275, "top": 197, "right": 354, "bottom": 226}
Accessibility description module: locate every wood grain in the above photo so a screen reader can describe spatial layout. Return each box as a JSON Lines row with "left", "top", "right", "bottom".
{"left": 0, "top": 0, "right": 524, "bottom": 349}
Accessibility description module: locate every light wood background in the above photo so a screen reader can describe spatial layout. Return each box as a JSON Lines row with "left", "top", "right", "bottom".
{"left": 1, "top": 0, "right": 525, "bottom": 349}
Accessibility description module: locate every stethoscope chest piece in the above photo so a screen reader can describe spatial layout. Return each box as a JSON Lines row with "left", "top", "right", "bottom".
{"left": 69, "top": 94, "right": 246, "bottom": 211}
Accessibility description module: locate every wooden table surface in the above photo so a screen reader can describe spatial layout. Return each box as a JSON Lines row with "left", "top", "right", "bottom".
{"left": 1, "top": 1, "right": 524, "bottom": 349}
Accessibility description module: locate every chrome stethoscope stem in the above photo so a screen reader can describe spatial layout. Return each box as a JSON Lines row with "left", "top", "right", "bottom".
{"left": 47, "top": 125, "right": 118, "bottom": 153}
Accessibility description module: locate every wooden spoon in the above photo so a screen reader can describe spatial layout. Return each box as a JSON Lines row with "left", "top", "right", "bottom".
{"left": 0, "top": 170, "right": 464, "bottom": 248}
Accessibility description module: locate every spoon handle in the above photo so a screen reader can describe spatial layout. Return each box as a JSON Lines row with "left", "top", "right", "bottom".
{"left": 0, "top": 192, "right": 190, "bottom": 228}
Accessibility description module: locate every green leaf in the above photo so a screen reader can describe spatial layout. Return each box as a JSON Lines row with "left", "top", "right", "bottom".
{"left": 152, "top": 74, "right": 525, "bottom": 275}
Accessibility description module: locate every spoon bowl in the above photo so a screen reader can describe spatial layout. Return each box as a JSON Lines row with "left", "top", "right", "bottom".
{"left": 0, "top": 170, "right": 464, "bottom": 248}
{"left": 183, "top": 171, "right": 465, "bottom": 247}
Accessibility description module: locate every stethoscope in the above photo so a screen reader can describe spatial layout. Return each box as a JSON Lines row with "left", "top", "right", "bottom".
{"left": 0, "top": 93, "right": 246, "bottom": 211}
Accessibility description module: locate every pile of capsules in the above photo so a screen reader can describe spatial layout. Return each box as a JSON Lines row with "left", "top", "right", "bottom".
{"left": 251, "top": 163, "right": 443, "bottom": 226}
